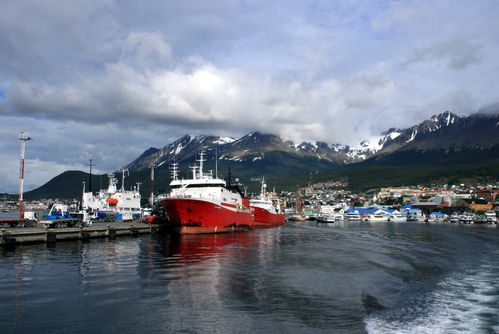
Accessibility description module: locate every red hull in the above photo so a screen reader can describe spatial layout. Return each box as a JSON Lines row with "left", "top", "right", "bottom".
{"left": 252, "top": 206, "right": 286, "bottom": 226}
{"left": 161, "top": 198, "right": 254, "bottom": 234}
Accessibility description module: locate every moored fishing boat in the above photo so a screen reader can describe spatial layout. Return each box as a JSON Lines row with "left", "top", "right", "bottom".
{"left": 160, "top": 151, "right": 254, "bottom": 234}
{"left": 82, "top": 170, "right": 142, "bottom": 221}
{"left": 250, "top": 177, "right": 285, "bottom": 226}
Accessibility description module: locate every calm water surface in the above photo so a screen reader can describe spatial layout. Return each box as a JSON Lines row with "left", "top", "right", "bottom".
{"left": 0, "top": 221, "right": 498, "bottom": 333}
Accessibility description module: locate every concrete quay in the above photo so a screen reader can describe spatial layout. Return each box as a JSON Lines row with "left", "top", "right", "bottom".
{"left": 0, "top": 222, "right": 153, "bottom": 246}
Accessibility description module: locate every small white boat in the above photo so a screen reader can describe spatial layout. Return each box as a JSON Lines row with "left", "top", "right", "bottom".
{"left": 317, "top": 206, "right": 344, "bottom": 223}
{"left": 460, "top": 214, "right": 474, "bottom": 224}
{"left": 333, "top": 213, "right": 344, "bottom": 221}
{"left": 389, "top": 214, "right": 407, "bottom": 223}
{"left": 449, "top": 214, "right": 460, "bottom": 223}
{"left": 365, "top": 214, "right": 387, "bottom": 222}
{"left": 430, "top": 212, "right": 448, "bottom": 223}
{"left": 316, "top": 214, "right": 336, "bottom": 223}
{"left": 345, "top": 212, "right": 361, "bottom": 221}
{"left": 485, "top": 211, "right": 497, "bottom": 224}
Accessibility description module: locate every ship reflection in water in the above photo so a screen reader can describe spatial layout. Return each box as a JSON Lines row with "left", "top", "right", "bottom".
{"left": 1, "top": 222, "right": 499, "bottom": 333}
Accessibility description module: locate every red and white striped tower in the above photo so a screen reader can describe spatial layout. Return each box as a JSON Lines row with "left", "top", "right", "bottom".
{"left": 18, "top": 132, "right": 32, "bottom": 218}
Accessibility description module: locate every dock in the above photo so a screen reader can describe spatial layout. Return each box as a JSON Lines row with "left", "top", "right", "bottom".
{"left": 0, "top": 222, "right": 154, "bottom": 246}
{"left": 0, "top": 218, "right": 37, "bottom": 228}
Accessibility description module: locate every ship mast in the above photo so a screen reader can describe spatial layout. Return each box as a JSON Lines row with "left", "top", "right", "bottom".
{"left": 150, "top": 163, "right": 156, "bottom": 206}
{"left": 260, "top": 176, "right": 267, "bottom": 200}
{"left": 86, "top": 159, "right": 95, "bottom": 193}
{"left": 170, "top": 160, "right": 179, "bottom": 180}
{"left": 215, "top": 145, "right": 218, "bottom": 179}
{"left": 189, "top": 165, "right": 198, "bottom": 179}
{"left": 197, "top": 149, "right": 206, "bottom": 178}
{"left": 120, "top": 168, "right": 129, "bottom": 191}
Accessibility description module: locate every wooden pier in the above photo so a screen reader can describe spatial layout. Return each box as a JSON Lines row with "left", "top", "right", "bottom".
{"left": 0, "top": 222, "right": 153, "bottom": 246}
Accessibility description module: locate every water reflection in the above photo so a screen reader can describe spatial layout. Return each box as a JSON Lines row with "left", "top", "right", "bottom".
{"left": 0, "top": 223, "right": 498, "bottom": 333}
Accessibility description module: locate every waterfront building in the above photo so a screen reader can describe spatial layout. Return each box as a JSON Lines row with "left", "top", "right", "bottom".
{"left": 458, "top": 198, "right": 493, "bottom": 212}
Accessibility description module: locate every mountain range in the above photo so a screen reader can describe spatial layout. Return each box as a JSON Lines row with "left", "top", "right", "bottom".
{"left": 25, "top": 111, "right": 499, "bottom": 199}
{"left": 126, "top": 110, "right": 498, "bottom": 171}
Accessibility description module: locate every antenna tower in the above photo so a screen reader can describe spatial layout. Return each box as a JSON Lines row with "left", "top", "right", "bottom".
{"left": 18, "top": 132, "right": 32, "bottom": 218}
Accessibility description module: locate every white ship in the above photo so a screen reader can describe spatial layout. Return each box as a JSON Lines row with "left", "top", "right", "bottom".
{"left": 250, "top": 177, "right": 285, "bottom": 226}
{"left": 160, "top": 152, "right": 254, "bottom": 234}
{"left": 82, "top": 170, "right": 142, "bottom": 221}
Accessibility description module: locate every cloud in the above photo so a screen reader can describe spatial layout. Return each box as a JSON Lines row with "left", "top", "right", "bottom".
{"left": 478, "top": 102, "right": 499, "bottom": 115}
{"left": 1, "top": 0, "right": 499, "bottom": 192}
{"left": 121, "top": 32, "right": 173, "bottom": 70}
{"left": 403, "top": 38, "right": 481, "bottom": 70}
{"left": 370, "top": 2, "right": 415, "bottom": 32}
{"left": 2, "top": 57, "right": 398, "bottom": 145}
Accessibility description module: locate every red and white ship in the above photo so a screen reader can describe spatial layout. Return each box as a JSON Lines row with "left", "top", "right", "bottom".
{"left": 250, "top": 177, "right": 285, "bottom": 226}
{"left": 160, "top": 151, "right": 254, "bottom": 234}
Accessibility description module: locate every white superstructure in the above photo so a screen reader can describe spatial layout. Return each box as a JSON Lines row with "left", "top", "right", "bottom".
{"left": 82, "top": 170, "right": 141, "bottom": 221}
{"left": 167, "top": 153, "right": 244, "bottom": 208}
{"left": 249, "top": 177, "right": 282, "bottom": 214}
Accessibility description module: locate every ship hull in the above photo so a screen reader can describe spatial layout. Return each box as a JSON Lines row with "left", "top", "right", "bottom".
{"left": 161, "top": 198, "right": 254, "bottom": 234}
{"left": 252, "top": 206, "right": 285, "bottom": 226}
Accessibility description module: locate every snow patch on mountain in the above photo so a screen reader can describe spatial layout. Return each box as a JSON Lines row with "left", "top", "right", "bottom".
{"left": 389, "top": 131, "right": 401, "bottom": 140}
{"left": 347, "top": 136, "right": 384, "bottom": 160}
{"left": 174, "top": 144, "right": 183, "bottom": 155}
{"left": 213, "top": 137, "right": 236, "bottom": 144}
{"left": 407, "top": 129, "right": 417, "bottom": 143}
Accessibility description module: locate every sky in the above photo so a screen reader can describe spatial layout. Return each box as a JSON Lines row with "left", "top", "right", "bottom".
{"left": 1, "top": 0, "right": 498, "bottom": 193}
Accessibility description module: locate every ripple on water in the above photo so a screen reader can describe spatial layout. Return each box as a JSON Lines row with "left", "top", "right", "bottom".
{"left": 365, "top": 255, "right": 499, "bottom": 334}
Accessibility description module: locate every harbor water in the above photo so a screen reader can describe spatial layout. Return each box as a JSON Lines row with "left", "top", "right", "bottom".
{"left": 0, "top": 221, "right": 498, "bottom": 333}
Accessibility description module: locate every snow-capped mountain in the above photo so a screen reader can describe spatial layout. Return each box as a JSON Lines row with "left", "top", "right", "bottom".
{"left": 346, "top": 111, "right": 461, "bottom": 160}
{"left": 345, "top": 128, "right": 403, "bottom": 161}
{"left": 365, "top": 111, "right": 499, "bottom": 165}
{"left": 126, "top": 111, "right": 498, "bottom": 175}
{"left": 126, "top": 131, "right": 352, "bottom": 175}
{"left": 126, "top": 134, "right": 236, "bottom": 170}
